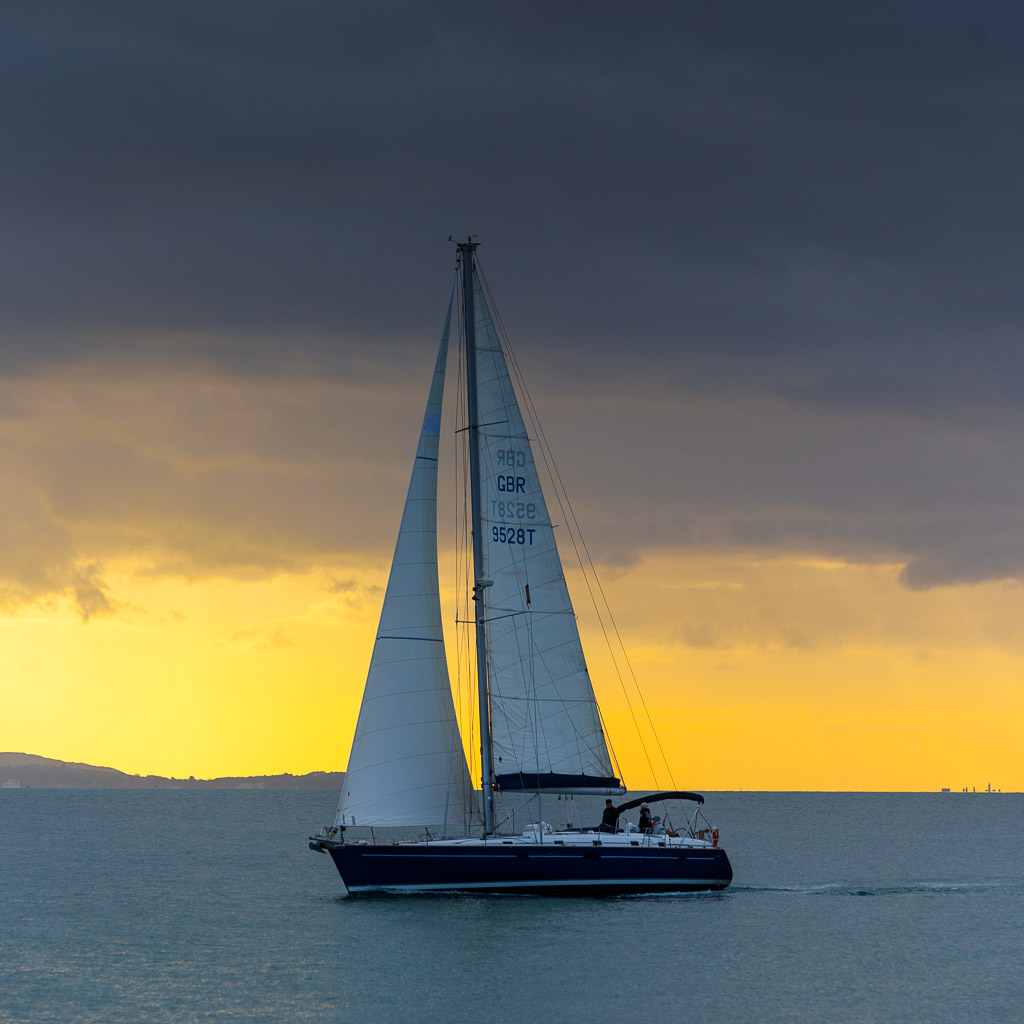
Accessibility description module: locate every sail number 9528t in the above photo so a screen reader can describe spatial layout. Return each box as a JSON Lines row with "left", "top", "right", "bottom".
{"left": 492, "top": 526, "right": 537, "bottom": 546}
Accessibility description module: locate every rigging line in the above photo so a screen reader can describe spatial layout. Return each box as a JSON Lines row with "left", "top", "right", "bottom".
{"left": 501, "top": 424, "right": 630, "bottom": 782}
{"left": 470, "top": 279, "right": 536, "bottom": 776}
{"left": 478, "top": 265, "right": 668, "bottom": 789}
{"left": 535, "top": 395, "right": 666, "bottom": 784}
{"left": 485, "top": 442, "right": 602, "bottom": 771}
{"left": 475, "top": 272, "right": 634, "bottom": 737}
{"left": 510, "top": 394, "right": 639, "bottom": 772}
{"left": 475, "top": 335, "right": 610, "bottom": 774}
{"left": 475, "top": 329, "right": 545, "bottom": 781}
{"left": 492, "top": 696, "right": 596, "bottom": 704}
{"left": 496, "top": 615, "right": 596, "bottom": 767}
{"left": 482, "top": 436, "right": 582, "bottom": 775}
{"left": 481, "top": 606, "right": 577, "bottom": 618}
{"left": 595, "top": 703, "right": 624, "bottom": 792}
{"left": 474, "top": 266, "right": 612, "bottom": 782}
{"left": 476, "top": 295, "right": 590, "bottom": 776}
{"left": 478, "top": 610, "right": 529, "bottom": 624}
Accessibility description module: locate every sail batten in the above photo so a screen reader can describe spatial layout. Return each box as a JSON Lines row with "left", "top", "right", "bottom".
{"left": 337, "top": 289, "right": 476, "bottom": 830}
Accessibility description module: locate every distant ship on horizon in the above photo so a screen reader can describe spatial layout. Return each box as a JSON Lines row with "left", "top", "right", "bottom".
{"left": 943, "top": 784, "right": 1004, "bottom": 793}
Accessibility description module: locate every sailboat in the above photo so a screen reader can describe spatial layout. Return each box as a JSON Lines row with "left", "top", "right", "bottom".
{"left": 309, "top": 240, "right": 733, "bottom": 895}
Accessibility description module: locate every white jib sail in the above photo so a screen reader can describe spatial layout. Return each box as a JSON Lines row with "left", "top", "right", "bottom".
{"left": 471, "top": 276, "right": 620, "bottom": 792}
{"left": 337, "top": 293, "right": 476, "bottom": 829}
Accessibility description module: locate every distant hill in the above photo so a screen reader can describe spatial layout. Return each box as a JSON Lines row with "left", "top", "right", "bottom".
{"left": 0, "top": 753, "right": 344, "bottom": 790}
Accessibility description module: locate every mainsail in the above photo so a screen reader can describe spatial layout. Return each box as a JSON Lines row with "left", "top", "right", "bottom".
{"left": 337, "top": 293, "right": 476, "bottom": 828}
{"left": 470, "top": 275, "right": 622, "bottom": 793}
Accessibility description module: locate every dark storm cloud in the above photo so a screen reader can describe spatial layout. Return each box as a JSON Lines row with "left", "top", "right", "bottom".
{"left": 4, "top": 1, "right": 1023, "bottom": 371}
{"left": 2, "top": 1, "right": 1024, "bottom": 592}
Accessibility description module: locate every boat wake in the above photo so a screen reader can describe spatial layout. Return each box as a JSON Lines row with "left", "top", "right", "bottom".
{"left": 732, "top": 880, "right": 1018, "bottom": 897}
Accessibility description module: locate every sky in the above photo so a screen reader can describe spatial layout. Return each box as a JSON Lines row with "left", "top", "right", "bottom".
{"left": 2, "top": 1, "right": 1023, "bottom": 789}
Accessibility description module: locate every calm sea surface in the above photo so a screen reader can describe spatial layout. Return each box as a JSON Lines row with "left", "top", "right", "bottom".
{"left": 1, "top": 790, "right": 1020, "bottom": 1023}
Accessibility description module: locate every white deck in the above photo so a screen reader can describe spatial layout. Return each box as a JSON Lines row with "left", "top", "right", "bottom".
{"left": 399, "top": 826, "right": 717, "bottom": 850}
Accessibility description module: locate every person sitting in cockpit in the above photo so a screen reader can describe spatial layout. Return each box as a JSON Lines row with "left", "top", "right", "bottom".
{"left": 599, "top": 799, "right": 619, "bottom": 832}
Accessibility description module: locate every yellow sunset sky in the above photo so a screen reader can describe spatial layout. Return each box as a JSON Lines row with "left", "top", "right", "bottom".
{"left": 2, "top": 360, "right": 1021, "bottom": 791}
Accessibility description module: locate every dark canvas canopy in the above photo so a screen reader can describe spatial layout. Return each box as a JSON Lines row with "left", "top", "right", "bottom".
{"left": 614, "top": 791, "right": 704, "bottom": 814}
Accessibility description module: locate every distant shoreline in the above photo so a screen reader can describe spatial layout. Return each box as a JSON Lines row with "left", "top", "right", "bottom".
{"left": 0, "top": 752, "right": 344, "bottom": 790}
{"left": 1, "top": 754, "right": 1013, "bottom": 793}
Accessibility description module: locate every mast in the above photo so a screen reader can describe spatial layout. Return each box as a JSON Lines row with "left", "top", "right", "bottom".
{"left": 459, "top": 238, "right": 495, "bottom": 834}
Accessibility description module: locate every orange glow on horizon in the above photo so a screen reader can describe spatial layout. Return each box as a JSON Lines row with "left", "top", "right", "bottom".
{"left": 3, "top": 549, "right": 1022, "bottom": 792}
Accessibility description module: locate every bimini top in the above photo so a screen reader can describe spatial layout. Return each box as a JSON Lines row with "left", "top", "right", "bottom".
{"left": 614, "top": 791, "right": 704, "bottom": 814}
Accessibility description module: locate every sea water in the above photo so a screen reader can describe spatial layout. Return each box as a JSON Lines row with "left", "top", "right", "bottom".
{"left": 0, "top": 789, "right": 1020, "bottom": 1023}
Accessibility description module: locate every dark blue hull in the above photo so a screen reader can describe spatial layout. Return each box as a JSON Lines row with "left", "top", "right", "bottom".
{"left": 327, "top": 843, "right": 733, "bottom": 895}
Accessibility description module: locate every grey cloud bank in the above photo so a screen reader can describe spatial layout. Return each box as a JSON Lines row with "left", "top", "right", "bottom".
{"left": 1, "top": 0, "right": 1022, "bottom": 600}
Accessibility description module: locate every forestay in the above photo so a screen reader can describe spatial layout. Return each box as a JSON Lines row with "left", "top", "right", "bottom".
{"left": 471, "top": 277, "right": 622, "bottom": 793}
{"left": 337, "top": 293, "right": 477, "bottom": 829}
